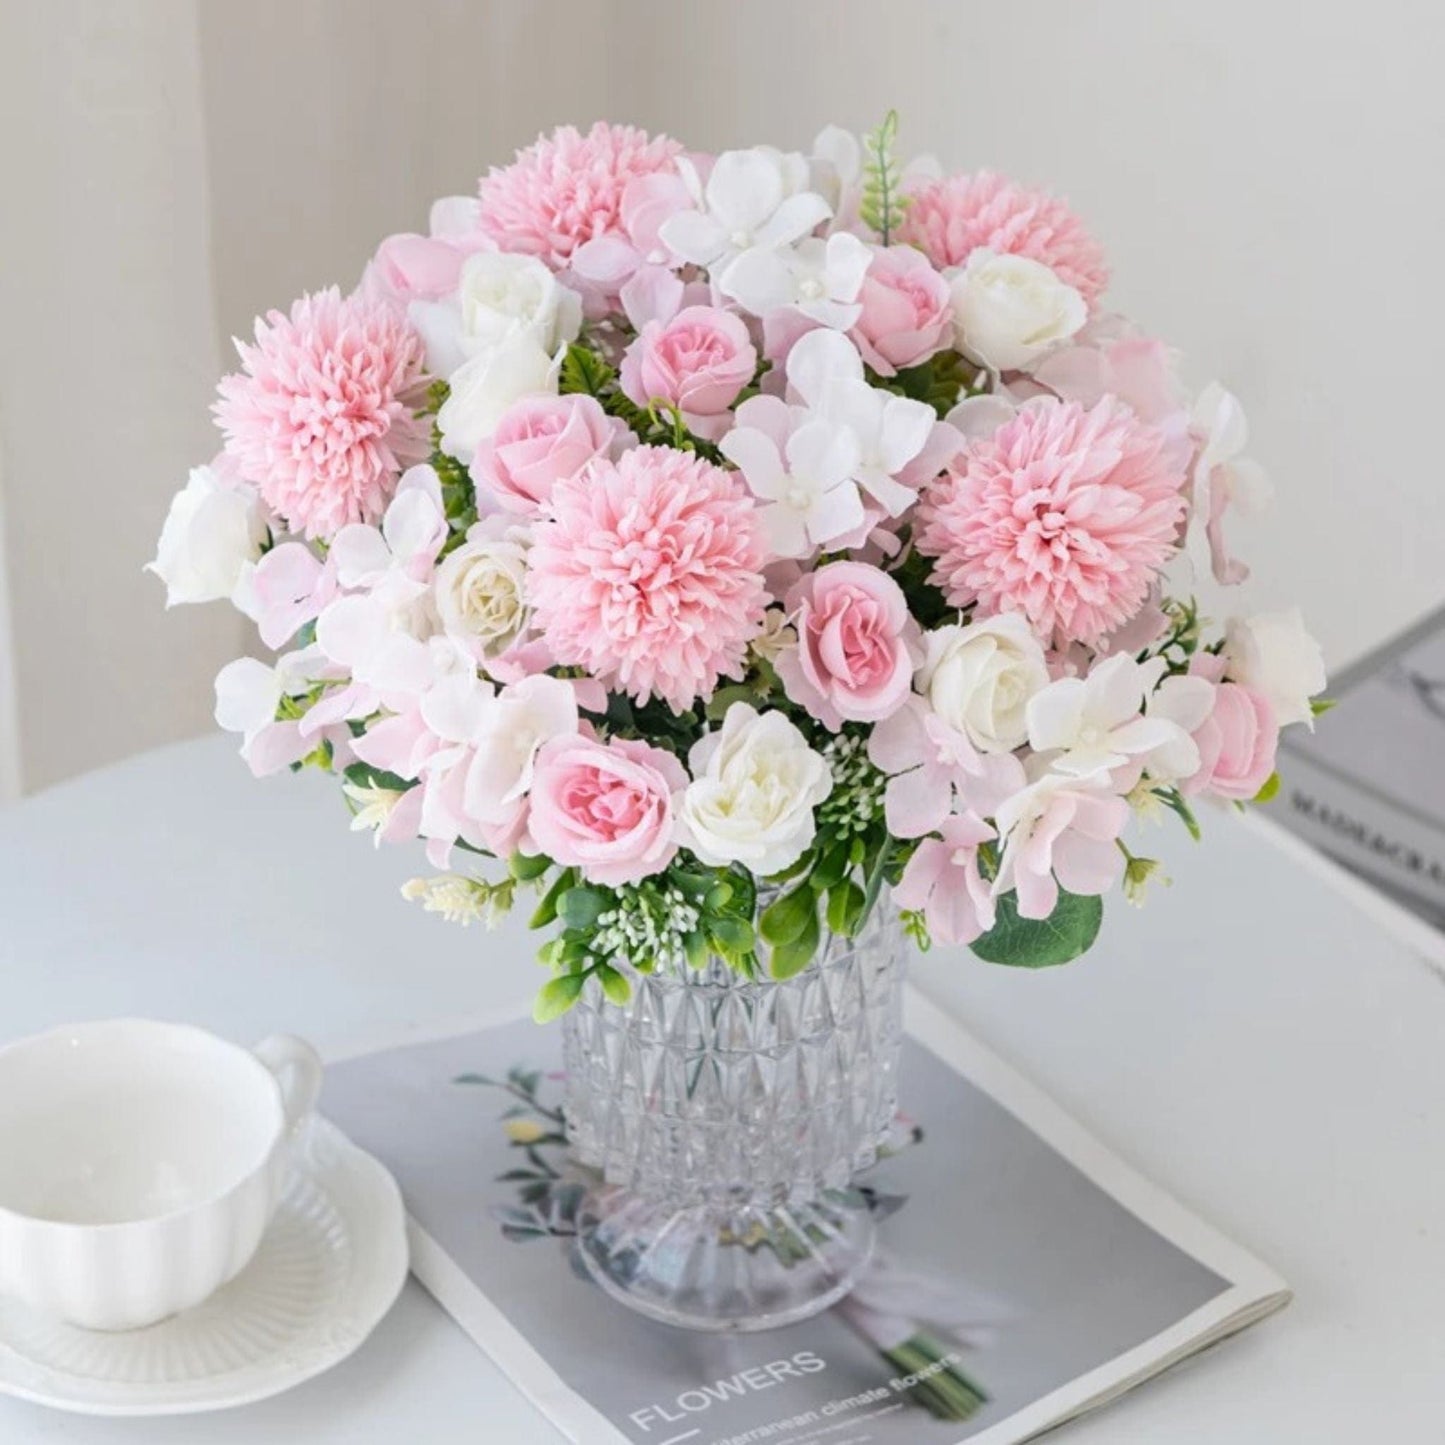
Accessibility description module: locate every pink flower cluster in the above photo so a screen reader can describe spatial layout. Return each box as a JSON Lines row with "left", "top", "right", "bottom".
{"left": 162, "top": 116, "right": 1321, "bottom": 970}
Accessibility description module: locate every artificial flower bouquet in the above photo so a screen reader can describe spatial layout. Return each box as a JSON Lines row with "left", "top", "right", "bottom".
{"left": 153, "top": 114, "right": 1326, "bottom": 1017}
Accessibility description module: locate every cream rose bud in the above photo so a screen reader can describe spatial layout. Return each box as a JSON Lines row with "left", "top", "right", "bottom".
{"left": 437, "top": 330, "right": 562, "bottom": 461}
{"left": 433, "top": 520, "right": 531, "bottom": 660}
{"left": 148, "top": 466, "right": 268, "bottom": 606}
{"left": 411, "top": 252, "right": 582, "bottom": 378}
{"left": 678, "top": 703, "right": 833, "bottom": 877}
{"left": 949, "top": 249, "right": 1086, "bottom": 373}
{"left": 1222, "top": 608, "right": 1326, "bottom": 728}
{"left": 919, "top": 612, "right": 1050, "bottom": 752}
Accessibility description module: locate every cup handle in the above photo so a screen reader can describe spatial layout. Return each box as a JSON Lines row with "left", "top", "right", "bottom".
{"left": 253, "top": 1034, "right": 323, "bottom": 1139}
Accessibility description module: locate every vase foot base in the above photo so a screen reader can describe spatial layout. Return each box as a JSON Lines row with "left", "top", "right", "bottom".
{"left": 576, "top": 1186, "right": 876, "bottom": 1332}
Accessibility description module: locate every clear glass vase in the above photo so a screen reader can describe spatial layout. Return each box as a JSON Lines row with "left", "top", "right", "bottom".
{"left": 562, "top": 899, "right": 905, "bottom": 1332}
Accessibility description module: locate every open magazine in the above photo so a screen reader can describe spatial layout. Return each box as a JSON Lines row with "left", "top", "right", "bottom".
{"left": 323, "top": 992, "right": 1288, "bottom": 1445}
{"left": 1276, "top": 605, "right": 1445, "bottom": 929}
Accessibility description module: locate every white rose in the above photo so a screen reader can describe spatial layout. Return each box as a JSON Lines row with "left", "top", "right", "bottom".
{"left": 919, "top": 612, "right": 1050, "bottom": 753}
{"left": 1222, "top": 609, "right": 1326, "bottom": 728}
{"left": 410, "top": 252, "right": 582, "bottom": 378}
{"left": 436, "top": 330, "right": 561, "bottom": 460}
{"left": 148, "top": 466, "right": 267, "bottom": 606}
{"left": 949, "top": 249, "right": 1086, "bottom": 373}
{"left": 678, "top": 703, "right": 833, "bottom": 876}
{"left": 434, "top": 522, "right": 530, "bottom": 660}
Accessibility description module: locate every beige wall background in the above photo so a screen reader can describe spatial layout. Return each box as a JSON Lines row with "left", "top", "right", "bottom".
{"left": 0, "top": 0, "right": 1439, "bottom": 798}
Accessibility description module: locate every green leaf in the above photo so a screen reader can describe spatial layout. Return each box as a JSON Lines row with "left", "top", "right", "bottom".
{"left": 770, "top": 906, "right": 821, "bottom": 980}
{"left": 709, "top": 915, "right": 755, "bottom": 954}
{"left": 759, "top": 886, "right": 818, "bottom": 947}
{"left": 529, "top": 869, "right": 575, "bottom": 930}
{"left": 1310, "top": 696, "right": 1337, "bottom": 718}
{"left": 970, "top": 889, "right": 1103, "bottom": 969}
{"left": 342, "top": 761, "right": 410, "bottom": 793}
{"left": 557, "top": 887, "right": 607, "bottom": 931}
{"left": 826, "top": 879, "right": 866, "bottom": 937}
{"left": 704, "top": 880, "right": 735, "bottom": 911}
{"left": 595, "top": 964, "right": 632, "bottom": 1007}
{"left": 508, "top": 850, "right": 552, "bottom": 882}
{"left": 532, "top": 972, "right": 587, "bottom": 1023}
{"left": 1252, "top": 771, "right": 1282, "bottom": 804}
{"left": 809, "top": 840, "right": 851, "bottom": 892}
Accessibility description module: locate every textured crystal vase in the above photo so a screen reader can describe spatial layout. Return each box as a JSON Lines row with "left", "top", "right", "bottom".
{"left": 562, "top": 900, "right": 905, "bottom": 1332}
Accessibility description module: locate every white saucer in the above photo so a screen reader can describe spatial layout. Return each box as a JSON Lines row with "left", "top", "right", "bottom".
{"left": 0, "top": 1117, "right": 408, "bottom": 1416}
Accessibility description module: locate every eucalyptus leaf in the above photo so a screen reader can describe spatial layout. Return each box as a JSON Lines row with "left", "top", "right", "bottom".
{"left": 970, "top": 888, "right": 1102, "bottom": 969}
{"left": 759, "top": 887, "right": 817, "bottom": 947}
{"left": 557, "top": 887, "right": 607, "bottom": 931}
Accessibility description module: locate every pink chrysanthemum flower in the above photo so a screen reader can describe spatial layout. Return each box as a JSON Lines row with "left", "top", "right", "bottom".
{"left": 527, "top": 446, "right": 767, "bottom": 712}
{"left": 899, "top": 171, "right": 1109, "bottom": 307}
{"left": 477, "top": 122, "right": 683, "bottom": 269}
{"left": 916, "top": 398, "right": 1187, "bottom": 647}
{"left": 214, "top": 288, "right": 429, "bottom": 541}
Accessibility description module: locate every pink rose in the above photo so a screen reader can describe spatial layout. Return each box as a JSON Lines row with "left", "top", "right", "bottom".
{"left": 849, "top": 246, "right": 953, "bottom": 376}
{"left": 471, "top": 394, "right": 627, "bottom": 514}
{"left": 619, "top": 305, "right": 757, "bottom": 441}
{"left": 777, "top": 561, "right": 918, "bottom": 730}
{"left": 526, "top": 735, "right": 687, "bottom": 886}
{"left": 1183, "top": 681, "right": 1278, "bottom": 801}
{"left": 361, "top": 233, "right": 468, "bottom": 307}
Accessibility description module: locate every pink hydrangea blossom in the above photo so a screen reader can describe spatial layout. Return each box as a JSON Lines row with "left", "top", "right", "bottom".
{"left": 849, "top": 246, "right": 953, "bottom": 376}
{"left": 527, "top": 445, "right": 767, "bottom": 712}
{"left": 893, "top": 811, "right": 997, "bottom": 945}
{"left": 619, "top": 306, "right": 757, "bottom": 441}
{"left": 868, "top": 696, "right": 1026, "bottom": 838}
{"left": 899, "top": 171, "right": 1109, "bottom": 307}
{"left": 214, "top": 287, "right": 429, "bottom": 540}
{"left": 917, "top": 397, "right": 1189, "bottom": 647}
{"left": 993, "top": 772, "right": 1129, "bottom": 920}
{"left": 775, "top": 562, "right": 918, "bottom": 730}
{"left": 527, "top": 735, "right": 687, "bottom": 885}
{"left": 477, "top": 123, "right": 683, "bottom": 270}
{"left": 471, "top": 393, "right": 628, "bottom": 514}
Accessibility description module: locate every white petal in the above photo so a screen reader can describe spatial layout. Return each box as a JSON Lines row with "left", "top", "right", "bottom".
{"left": 805, "top": 479, "right": 866, "bottom": 547}
{"left": 315, "top": 595, "right": 385, "bottom": 668}
{"left": 214, "top": 657, "right": 281, "bottom": 738}
{"left": 786, "top": 328, "right": 864, "bottom": 407}
{"left": 753, "top": 190, "right": 833, "bottom": 249}
{"left": 719, "top": 427, "right": 788, "bottom": 498}
{"left": 382, "top": 487, "right": 446, "bottom": 565}
{"left": 1085, "top": 653, "right": 1147, "bottom": 728}
{"left": 759, "top": 503, "right": 811, "bottom": 559}
{"left": 706, "top": 150, "right": 786, "bottom": 233}
{"left": 877, "top": 395, "right": 936, "bottom": 473}
{"left": 1026, "top": 678, "right": 1088, "bottom": 753}
{"left": 812, "top": 125, "right": 860, "bottom": 183}
{"left": 785, "top": 417, "right": 859, "bottom": 487}
{"left": 718, "top": 247, "right": 797, "bottom": 316}
{"left": 657, "top": 209, "right": 727, "bottom": 268}
{"left": 329, "top": 526, "right": 392, "bottom": 589}
{"left": 822, "top": 231, "right": 871, "bottom": 301}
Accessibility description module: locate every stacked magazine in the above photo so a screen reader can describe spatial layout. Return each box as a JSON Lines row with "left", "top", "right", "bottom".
{"left": 1275, "top": 606, "right": 1445, "bottom": 929}
{"left": 324, "top": 994, "right": 1288, "bottom": 1445}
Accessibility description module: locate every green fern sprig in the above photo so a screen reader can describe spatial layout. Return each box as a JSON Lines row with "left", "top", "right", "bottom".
{"left": 860, "top": 109, "right": 909, "bottom": 246}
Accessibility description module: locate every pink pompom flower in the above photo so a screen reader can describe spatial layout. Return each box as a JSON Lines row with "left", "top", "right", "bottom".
{"left": 776, "top": 562, "right": 919, "bottom": 730}
{"left": 477, "top": 122, "right": 683, "bottom": 271}
{"left": 214, "top": 287, "right": 429, "bottom": 540}
{"left": 471, "top": 393, "right": 628, "bottom": 514}
{"left": 619, "top": 305, "right": 757, "bottom": 441}
{"left": 917, "top": 397, "right": 1188, "bottom": 647}
{"left": 849, "top": 246, "right": 953, "bottom": 376}
{"left": 899, "top": 170, "right": 1109, "bottom": 308}
{"left": 527, "top": 735, "right": 687, "bottom": 886}
{"left": 527, "top": 445, "right": 767, "bottom": 712}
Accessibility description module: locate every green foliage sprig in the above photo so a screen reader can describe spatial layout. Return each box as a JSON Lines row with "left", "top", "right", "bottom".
{"left": 860, "top": 110, "right": 910, "bottom": 246}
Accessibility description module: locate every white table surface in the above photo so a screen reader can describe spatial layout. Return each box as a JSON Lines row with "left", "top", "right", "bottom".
{"left": 0, "top": 734, "right": 1441, "bottom": 1443}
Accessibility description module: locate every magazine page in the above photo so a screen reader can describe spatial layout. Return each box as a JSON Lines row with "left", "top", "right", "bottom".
{"left": 322, "top": 993, "right": 1286, "bottom": 1445}
{"left": 1278, "top": 607, "right": 1445, "bottom": 924}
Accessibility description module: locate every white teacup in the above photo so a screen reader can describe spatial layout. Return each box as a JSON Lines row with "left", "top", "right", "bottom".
{"left": 0, "top": 1019, "right": 322, "bottom": 1331}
